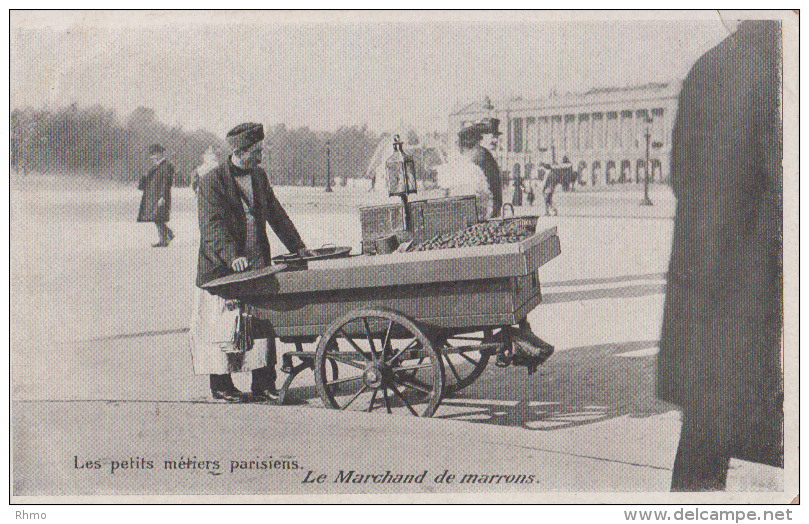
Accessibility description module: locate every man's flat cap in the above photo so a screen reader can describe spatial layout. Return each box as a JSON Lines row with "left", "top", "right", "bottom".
{"left": 227, "top": 123, "right": 264, "bottom": 151}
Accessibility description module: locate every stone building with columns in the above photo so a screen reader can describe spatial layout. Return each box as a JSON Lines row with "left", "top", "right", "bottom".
{"left": 448, "top": 82, "right": 680, "bottom": 187}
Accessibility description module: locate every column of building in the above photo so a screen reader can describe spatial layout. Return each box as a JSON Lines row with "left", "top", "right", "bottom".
{"left": 447, "top": 91, "right": 675, "bottom": 190}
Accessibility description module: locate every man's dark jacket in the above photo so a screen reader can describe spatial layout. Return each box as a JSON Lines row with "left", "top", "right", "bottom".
{"left": 196, "top": 161, "right": 306, "bottom": 287}
{"left": 657, "top": 20, "right": 782, "bottom": 467}
{"left": 137, "top": 160, "right": 173, "bottom": 222}
{"left": 470, "top": 145, "right": 503, "bottom": 217}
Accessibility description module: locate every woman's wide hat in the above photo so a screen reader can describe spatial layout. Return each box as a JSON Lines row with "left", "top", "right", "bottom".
{"left": 477, "top": 117, "right": 502, "bottom": 136}
{"left": 458, "top": 121, "right": 489, "bottom": 143}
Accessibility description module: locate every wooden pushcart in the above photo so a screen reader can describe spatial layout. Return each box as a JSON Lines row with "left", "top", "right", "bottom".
{"left": 203, "top": 224, "right": 561, "bottom": 417}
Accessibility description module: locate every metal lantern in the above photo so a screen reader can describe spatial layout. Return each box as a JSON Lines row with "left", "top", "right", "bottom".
{"left": 385, "top": 135, "right": 418, "bottom": 197}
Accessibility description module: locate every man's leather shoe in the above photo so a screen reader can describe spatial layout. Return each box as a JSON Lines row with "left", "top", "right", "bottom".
{"left": 212, "top": 389, "right": 246, "bottom": 403}
{"left": 251, "top": 388, "right": 279, "bottom": 403}
{"left": 152, "top": 242, "right": 169, "bottom": 248}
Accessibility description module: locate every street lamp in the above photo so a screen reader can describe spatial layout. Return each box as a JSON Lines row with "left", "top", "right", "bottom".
{"left": 640, "top": 115, "right": 654, "bottom": 206}
{"left": 325, "top": 139, "right": 333, "bottom": 193}
{"left": 513, "top": 164, "right": 523, "bottom": 206}
{"left": 504, "top": 109, "right": 510, "bottom": 177}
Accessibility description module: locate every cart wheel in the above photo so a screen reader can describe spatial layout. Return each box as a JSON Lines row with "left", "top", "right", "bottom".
{"left": 278, "top": 362, "right": 310, "bottom": 406}
{"left": 315, "top": 309, "right": 444, "bottom": 417}
{"left": 433, "top": 330, "right": 495, "bottom": 395}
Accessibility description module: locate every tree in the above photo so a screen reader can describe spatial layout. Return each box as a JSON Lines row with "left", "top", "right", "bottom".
{"left": 8, "top": 104, "right": 225, "bottom": 184}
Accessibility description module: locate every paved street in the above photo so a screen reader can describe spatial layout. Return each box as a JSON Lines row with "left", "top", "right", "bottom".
{"left": 10, "top": 179, "right": 785, "bottom": 498}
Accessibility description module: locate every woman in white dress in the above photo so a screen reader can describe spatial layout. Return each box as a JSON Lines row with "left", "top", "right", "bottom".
{"left": 438, "top": 123, "right": 493, "bottom": 221}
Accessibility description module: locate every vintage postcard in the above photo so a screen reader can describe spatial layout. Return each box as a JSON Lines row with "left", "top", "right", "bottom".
{"left": 8, "top": 9, "right": 798, "bottom": 505}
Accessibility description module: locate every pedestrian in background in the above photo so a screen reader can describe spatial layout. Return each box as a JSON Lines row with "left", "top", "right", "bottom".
{"left": 137, "top": 143, "right": 174, "bottom": 247}
{"left": 526, "top": 180, "right": 536, "bottom": 206}
{"left": 658, "top": 20, "right": 783, "bottom": 491}
{"left": 542, "top": 167, "right": 559, "bottom": 216}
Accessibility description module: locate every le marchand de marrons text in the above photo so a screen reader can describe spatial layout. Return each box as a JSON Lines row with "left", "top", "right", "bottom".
{"left": 302, "top": 469, "right": 536, "bottom": 485}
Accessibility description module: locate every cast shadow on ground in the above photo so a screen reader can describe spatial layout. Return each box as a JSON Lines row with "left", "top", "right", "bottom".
{"left": 542, "top": 272, "right": 666, "bottom": 289}
{"left": 280, "top": 339, "right": 670, "bottom": 432}
{"left": 76, "top": 275, "right": 667, "bottom": 344}
{"left": 542, "top": 283, "right": 666, "bottom": 305}
{"left": 74, "top": 327, "right": 190, "bottom": 344}
{"left": 434, "top": 339, "right": 668, "bottom": 430}
{"left": 76, "top": 274, "right": 668, "bottom": 345}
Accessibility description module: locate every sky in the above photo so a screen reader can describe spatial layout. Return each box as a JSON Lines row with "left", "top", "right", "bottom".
{"left": 10, "top": 11, "right": 739, "bottom": 137}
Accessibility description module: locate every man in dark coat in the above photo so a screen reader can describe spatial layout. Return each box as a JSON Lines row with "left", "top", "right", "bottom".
{"left": 470, "top": 117, "right": 503, "bottom": 218}
{"left": 191, "top": 123, "right": 311, "bottom": 403}
{"left": 542, "top": 165, "right": 560, "bottom": 216}
{"left": 137, "top": 143, "right": 174, "bottom": 247}
{"left": 658, "top": 20, "right": 783, "bottom": 491}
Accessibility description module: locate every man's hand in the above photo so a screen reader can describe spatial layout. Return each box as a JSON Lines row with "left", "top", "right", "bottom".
{"left": 157, "top": 197, "right": 165, "bottom": 207}
{"left": 225, "top": 299, "right": 240, "bottom": 311}
{"left": 297, "top": 247, "right": 315, "bottom": 259}
{"left": 231, "top": 257, "right": 250, "bottom": 272}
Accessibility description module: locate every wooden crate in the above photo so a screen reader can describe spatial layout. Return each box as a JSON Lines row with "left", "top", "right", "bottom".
{"left": 359, "top": 202, "right": 405, "bottom": 240}
{"left": 359, "top": 196, "right": 479, "bottom": 250}
{"left": 409, "top": 196, "right": 479, "bottom": 244}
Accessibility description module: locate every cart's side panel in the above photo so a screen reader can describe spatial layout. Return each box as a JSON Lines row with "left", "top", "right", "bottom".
{"left": 275, "top": 247, "right": 520, "bottom": 294}
{"left": 250, "top": 278, "right": 516, "bottom": 337}
{"left": 511, "top": 271, "right": 543, "bottom": 314}
{"left": 514, "top": 290, "right": 544, "bottom": 325}
{"left": 269, "top": 313, "right": 520, "bottom": 338}
{"left": 272, "top": 231, "right": 561, "bottom": 295}
{"left": 522, "top": 233, "right": 561, "bottom": 274}
{"left": 204, "top": 228, "right": 561, "bottom": 299}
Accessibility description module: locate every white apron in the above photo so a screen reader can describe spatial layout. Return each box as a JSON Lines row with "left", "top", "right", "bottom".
{"left": 188, "top": 176, "right": 272, "bottom": 375}
{"left": 188, "top": 288, "right": 271, "bottom": 375}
